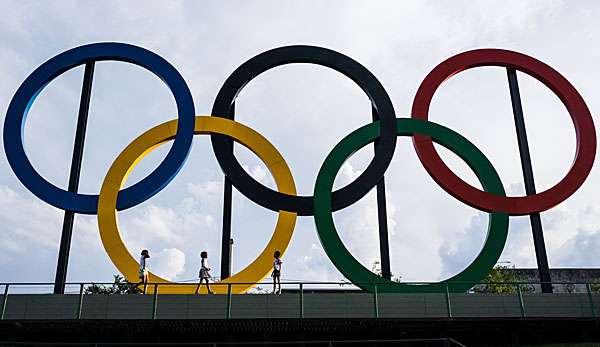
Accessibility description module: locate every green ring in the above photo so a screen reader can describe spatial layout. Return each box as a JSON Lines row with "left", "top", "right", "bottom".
{"left": 313, "top": 118, "right": 509, "bottom": 293}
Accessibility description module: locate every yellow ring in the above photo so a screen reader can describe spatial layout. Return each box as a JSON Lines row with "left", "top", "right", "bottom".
{"left": 98, "top": 116, "right": 297, "bottom": 294}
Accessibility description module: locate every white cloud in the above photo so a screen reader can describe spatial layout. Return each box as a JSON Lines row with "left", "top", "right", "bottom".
{"left": 338, "top": 162, "right": 362, "bottom": 187}
{"left": 241, "top": 164, "right": 268, "bottom": 184}
{"left": 150, "top": 248, "right": 186, "bottom": 281}
{"left": 125, "top": 205, "right": 181, "bottom": 244}
{"left": 0, "top": 185, "right": 61, "bottom": 256}
{"left": 555, "top": 230, "right": 600, "bottom": 267}
{"left": 187, "top": 181, "right": 221, "bottom": 200}
{"left": 297, "top": 243, "right": 341, "bottom": 282}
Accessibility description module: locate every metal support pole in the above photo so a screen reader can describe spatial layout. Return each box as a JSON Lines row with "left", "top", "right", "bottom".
{"left": 1, "top": 284, "right": 8, "bottom": 320}
{"left": 299, "top": 283, "right": 304, "bottom": 318}
{"left": 54, "top": 62, "right": 95, "bottom": 294}
{"left": 586, "top": 283, "right": 596, "bottom": 317}
{"left": 226, "top": 283, "right": 232, "bottom": 319}
{"left": 372, "top": 106, "right": 392, "bottom": 280}
{"left": 517, "top": 283, "right": 525, "bottom": 317}
{"left": 445, "top": 282, "right": 452, "bottom": 318}
{"left": 152, "top": 284, "right": 158, "bottom": 319}
{"left": 506, "top": 68, "right": 553, "bottom": 293}
{"left": 229, "top": 238, "right": 234, "bottom": 276}
{"left": 76, "top": 283, "right": 84, "bottom": 319}
{"left": 220, "top": 103, "right": 235, "bottom": 280}
{"left": 373, "top": 284, "right": 379, "bottom": 318}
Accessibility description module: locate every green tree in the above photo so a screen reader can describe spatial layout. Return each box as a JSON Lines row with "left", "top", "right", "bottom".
{"left": 590, "top": 279, "right": 600, "bottom": 293}
{"left": 474, "top": 265, "right": 534, "bottom": 294}
{"left": 84, "top": 274, "right": 142, "bottom": 294}
{"left": 371, "top": 260, "right": 402, "bottom": 283}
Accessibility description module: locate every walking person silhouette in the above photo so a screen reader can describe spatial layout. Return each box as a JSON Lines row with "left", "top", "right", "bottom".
{"left": 196, "top": 251, "right": 214, "bottom": 294}
{"left": 272, "top": 250, "right": 282, "bottom": 294}
{"left": 138, "top": 249, "right": 150, "bottom": 294}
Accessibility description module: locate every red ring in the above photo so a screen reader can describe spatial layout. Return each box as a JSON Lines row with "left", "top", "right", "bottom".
{"left": 411, "top": 49, "right": 596, "bottom": 215}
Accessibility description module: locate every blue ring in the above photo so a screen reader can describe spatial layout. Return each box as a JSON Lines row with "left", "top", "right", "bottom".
{"left": 3, "top": 42, "right": 195, "bottom": 214}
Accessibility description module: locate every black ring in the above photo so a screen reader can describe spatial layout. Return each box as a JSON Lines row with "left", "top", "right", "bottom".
{"left": 211, "top": 45, "right": 396, "bottom": 215}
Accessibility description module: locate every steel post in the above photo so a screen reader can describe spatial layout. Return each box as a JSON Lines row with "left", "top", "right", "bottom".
{"left": 373, "top": 284, "right": 379, "bottom": 318}
{"left": 226, "top": 283, "right": 232, "bottom": 319}
{"left": 220, "top": 103, "right": 235, "bottom": 280}
{"left": 54, "top": 62, "right": 95, "bottom": 294}
{"left": 372, "top": 106, "right": 392, "bottom": 280}
{"left": 587, "top": 283, "right": 596, "bottom": 317}
{"left": 152, "top": 284, "right": 158, "bottom": 319}
{"left": 506, "top": 68, "right": 553, "bottom": 293}
{"left": 299, "top": 283, "right": 304, "bottom": 318}
{"left": 445, "top": 282, "right": 452, "bottom": 318}
{"left": 0, "top": 284, "right": 8, "bottom": 320}
{"left": 76, "top": 283, "right": 84, "bottom": 319}
{"left": 517, "top": 283, "right": 525, "bottom": 317}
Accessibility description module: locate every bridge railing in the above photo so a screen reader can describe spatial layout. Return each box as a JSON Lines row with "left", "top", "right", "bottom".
{"left": 0, "top": 281, "right": 598, "bottom": 320}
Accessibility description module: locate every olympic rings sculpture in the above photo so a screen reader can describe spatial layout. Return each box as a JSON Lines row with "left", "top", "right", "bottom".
{"left": 4, "top": 42, "right": 596, "bottom": 294}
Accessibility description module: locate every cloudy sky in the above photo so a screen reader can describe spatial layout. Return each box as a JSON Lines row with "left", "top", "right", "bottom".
{"left": 1, "top": 1, "right": 599, "bottom": 290}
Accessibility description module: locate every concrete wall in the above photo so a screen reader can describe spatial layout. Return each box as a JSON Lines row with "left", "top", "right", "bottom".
{"left": 1, "top": 292, "right": 598, "bottom": 320}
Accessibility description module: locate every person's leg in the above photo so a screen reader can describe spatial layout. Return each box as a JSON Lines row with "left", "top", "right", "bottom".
{"left": 143, "top": 273, "right": 148, "bottom": 294}
{"left": 195, "top": 280, "right": 201, "bottom": 294}
{"left": 272, "top": 275, "right": 276, "bottom": 294}
{"left": 276, "top": 276, "right": 281, "bottom": 294}
{"left": 137, "top": 272, "right": 144, "bottom": 290}
{"left": 203, "top": 278, "right": 213, "bottom": 294}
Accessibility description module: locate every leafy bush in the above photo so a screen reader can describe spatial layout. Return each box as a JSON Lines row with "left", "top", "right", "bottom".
{"left": 84, "top": 275, "right": 141, "bottom": 294}
{"left": 473, "top": 265, "right": 534, "bottom": 294}
{"left": 590, "top": 279, "right": 600, "bottom": 293}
